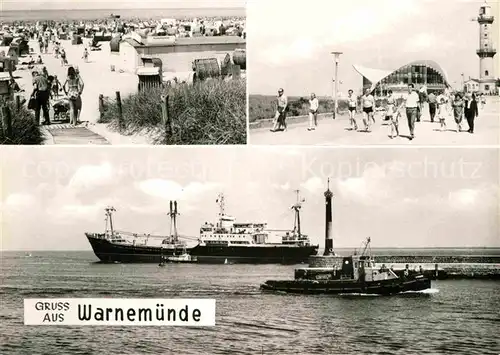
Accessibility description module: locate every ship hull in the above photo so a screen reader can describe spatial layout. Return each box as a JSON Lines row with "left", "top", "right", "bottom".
{"left": 86, "top": 233, "right": 189, "bottom": 263}
{"left": 190, "top": 244, "right": 319, "bottom": 264}
{"left": 86, "top": 234, "right": 318, "bottom": 264}
{"left": 261, "top": 276, "right": 431, "bottom": 296}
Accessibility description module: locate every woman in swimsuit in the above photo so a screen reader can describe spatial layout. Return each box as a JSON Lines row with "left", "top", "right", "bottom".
{"left": 63, "top": 66, "right": 84, "bottom": 126}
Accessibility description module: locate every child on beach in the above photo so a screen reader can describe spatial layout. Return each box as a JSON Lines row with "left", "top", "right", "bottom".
{"left": 436, "top": 91, "right": 448, "bottom": 131}
{"left": 82, "top": 48, "right": 89, "bottom": 63}
{"left": 347, "top": 89, "right": 358, "bottom": 131}
{"left": 452, "top": 92, "right": 465, "bottom": 133}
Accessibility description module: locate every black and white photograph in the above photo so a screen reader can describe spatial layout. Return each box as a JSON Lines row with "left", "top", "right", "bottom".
{"left": 0, "top": 0, "right": 246, "bottom": 145}
{"left": 248, "top": 0, "right": 499, "bottom": 145}
{"left": 1, "top": 0, "right": 500, "bottom": 354}
{"left": 1, "top": 146, "right": 499, "bottom": 354}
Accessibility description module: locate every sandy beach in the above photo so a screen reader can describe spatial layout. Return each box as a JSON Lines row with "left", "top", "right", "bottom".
{"left": 15, "top": 39, "right": 152, "bottom": 144}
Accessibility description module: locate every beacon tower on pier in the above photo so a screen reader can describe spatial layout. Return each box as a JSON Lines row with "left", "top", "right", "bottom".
{"left": 476, "top": 1, "right": 497, "bottom": 94}
{"left": 323, "top": 179, "right": 335, "bottom": 256}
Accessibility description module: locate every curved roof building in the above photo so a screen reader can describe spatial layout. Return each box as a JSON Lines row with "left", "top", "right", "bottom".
{"left": 353, "top": 60, "right": 451, "bottom": 96}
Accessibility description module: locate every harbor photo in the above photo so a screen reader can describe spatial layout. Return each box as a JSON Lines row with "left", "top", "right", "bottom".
{"left": 248, "top": 0, "right": 499, "bottom": 145}
{"left": 0, "top": 0, "right": 246, "bottom": 145}
{"left": 1, "top": 146, "right": 499, "bottom": 354}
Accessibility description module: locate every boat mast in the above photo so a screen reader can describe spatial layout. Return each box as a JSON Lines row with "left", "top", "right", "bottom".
{"left": 291, "top": 190, "right": 304, "bottom": 236}
{"left": 217, "top": 193, "right": 225, "bottom": 218}
{"left": 105, "top": 206, "right": 116, "bottom": 236}
{"left": 168, "top": 201, "right": 180, "bottom": 243}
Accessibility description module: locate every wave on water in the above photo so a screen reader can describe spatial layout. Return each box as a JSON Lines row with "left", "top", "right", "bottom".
{"left": 401, "top": 288, "right": 439, "bottom": 295}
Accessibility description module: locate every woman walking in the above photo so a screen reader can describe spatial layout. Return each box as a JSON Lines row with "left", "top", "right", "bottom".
{"left": 452, "top": 92, "right": 465, "bottom": 133}
{"left": 63, "top": 66, "right": 84, "bottom": 126}
{"left": 436, "top": 91, "right": 449, "bottom": 131}
{"left": 386, "top": 91, "right": 398, "bottom": 138}
{"left": 307, "top": 93, "right": 319, "bottom": 131}
{"left": 347, "top": 89, "right": 358, "bottom": 131}
{"left": 464, "top": 93, "right": 479, "bottom": 134}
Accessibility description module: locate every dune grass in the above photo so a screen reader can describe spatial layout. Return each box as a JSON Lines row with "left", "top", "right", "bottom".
{"left": 249, "top": 95, "right": 405, "bottom": 123}
{"left": 0, "top": 99, "right": 44, "bottom": 145}
{"left": 99, "top": 78, "right": 247, "bottom": 145}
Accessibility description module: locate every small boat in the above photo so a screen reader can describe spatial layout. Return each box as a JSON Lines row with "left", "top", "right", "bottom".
{"left": 25, "top": 252, "right": 32, "bottom": 257}
{"left": 261, "top": 238, "right": 431, "bottom": 296}
{"left": 166, "top": 253, "right": 197, "bottom": 264}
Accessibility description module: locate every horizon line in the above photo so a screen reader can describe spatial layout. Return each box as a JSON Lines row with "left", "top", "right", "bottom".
{"left": 1, "top": 6, "right": 245, "bottom": 12}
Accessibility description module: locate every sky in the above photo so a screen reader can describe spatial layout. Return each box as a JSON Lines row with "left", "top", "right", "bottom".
{"left": 1, "top": 0, "right": 245, "bottom": 11}
{"left": 1, "top": 147, "right": 498, "bottom": 251}
{"left": 248, "top": 0, "right": 500, "bottom": 96}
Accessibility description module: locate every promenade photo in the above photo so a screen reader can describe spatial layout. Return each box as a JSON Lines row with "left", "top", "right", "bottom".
{"left": 248, "top": 0, "right": 499, "bottom": 145}
{"left": 0, "top": 0, "right": 246, "bottom": 145}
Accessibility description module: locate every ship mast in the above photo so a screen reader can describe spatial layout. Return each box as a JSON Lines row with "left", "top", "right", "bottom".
{"left": 105, "top": 206, "right": 116, "bottom": 236}
{"left": 291, "top": 190, "right": 305, "bottom": 237}
{"left": 168, "top": 201, "right": 180, "bottom": 243}
{"left": 217, "top": 193, "right": 225, "bottom": 218}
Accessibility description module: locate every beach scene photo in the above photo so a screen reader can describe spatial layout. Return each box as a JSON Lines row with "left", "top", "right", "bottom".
{"left": 248, "top": 0, "right": 499, "bottom": 146}
{"left": 0, "top": 0, "right": 246, "bottom": 145}
{"left": 1, "top": 146, "right": 499, "bottom": 354}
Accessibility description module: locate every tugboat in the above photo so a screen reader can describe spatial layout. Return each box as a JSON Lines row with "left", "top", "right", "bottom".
{"left": 166, "top": 251, "right": 197, "bottom": 263}
{"left": 261, "top": 237, "right": 432, "bottom": 296}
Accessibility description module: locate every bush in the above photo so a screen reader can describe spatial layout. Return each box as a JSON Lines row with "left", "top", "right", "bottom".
{"left": 99, "top": 78, "right": 246, "bottom": 145}
{"left": 249, "top": 95, "right": 350, "bottom": 122}
{"left": 0, "top": 100, "right": 44, "bottom": 145}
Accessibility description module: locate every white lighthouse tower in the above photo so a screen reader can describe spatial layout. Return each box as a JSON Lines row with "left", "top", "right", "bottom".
{"left": 476, "top": 1, "right": 497, "bottom": 94}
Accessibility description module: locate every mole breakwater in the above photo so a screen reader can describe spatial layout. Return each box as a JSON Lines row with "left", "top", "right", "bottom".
{"left": 306, "top": 256, "right": 500, "bottom": 280}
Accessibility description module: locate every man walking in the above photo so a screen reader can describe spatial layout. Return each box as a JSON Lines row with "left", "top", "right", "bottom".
{"left": 271, "top": 88, "right": 288, "bottom": 132}
{"left": 31, "top": 69, "right": 51, "bottom": 125}
{"left": 427, "top": 91, "right": 437, "bottom": 123}
{"left": 403, "top": 84, "right": 419, "bottom": 140}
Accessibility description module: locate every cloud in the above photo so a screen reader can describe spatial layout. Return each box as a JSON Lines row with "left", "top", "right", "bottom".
{"left": 272, "top": 182, "right": 291, "bottom": 191}
{"left": 403, "top": 33, "right": 455, "bottom": 53}
{"left": 135, "top": 179, "right": 220, "bottom": 201}
{"left": 68, "top": 163, "right": 114, "bottom": 191}
{"left": 448, "top": 189, "right": 479, "bottom": 208}
{"left": 300, "top": 177, "right": 324, "bottom": 194}
{"left": 0, "top": 193, "right": 37, "bottom": 211}
{"left": 250, "top": 0, "right": 421, "bottom": 65}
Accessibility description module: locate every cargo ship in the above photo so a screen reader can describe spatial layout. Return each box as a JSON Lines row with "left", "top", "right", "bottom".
{"left": 85, "top": 203, "right": 191, "bottom": 263}
{"left": 189, "top": 192, "right": 319, "bottom": 264}
{"left": 85, "top": 191, "right": 319, "bottom": 264}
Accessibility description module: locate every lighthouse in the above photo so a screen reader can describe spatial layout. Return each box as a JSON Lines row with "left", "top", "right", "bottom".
{"left": 476, "top": 1, "right": 497, "bottom": 94}
{"left": 323, "top": 178, "right": 335, "bottom": 256}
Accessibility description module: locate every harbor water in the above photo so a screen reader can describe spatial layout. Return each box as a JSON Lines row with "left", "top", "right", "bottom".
{"left": 1, "top": 251, "right": 499, "bottom": 355}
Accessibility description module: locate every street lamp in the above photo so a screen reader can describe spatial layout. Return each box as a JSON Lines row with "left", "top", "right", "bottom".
{"left": 331, "top": 51, "right": 343, "bottom": 119}
{"left": 461, "top": 73, "right": 465, "bottom": 91}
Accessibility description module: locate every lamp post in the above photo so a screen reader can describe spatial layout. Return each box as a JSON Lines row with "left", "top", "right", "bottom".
{"left": 331, "top": 51, "right": 342, "bottom": 119}
{"left": 461, "top": 73, "right": 465, "bottom": 92}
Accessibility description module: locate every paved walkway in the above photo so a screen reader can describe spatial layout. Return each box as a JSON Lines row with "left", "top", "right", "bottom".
{"left": 42, "top": 123, "right": 110, "bottom": 145}
{"left": 249, "top": 97, "right": 500, "bottom": 146}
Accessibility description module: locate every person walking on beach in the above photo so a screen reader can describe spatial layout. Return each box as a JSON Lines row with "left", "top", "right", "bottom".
{"left": 452, "top": 92, "right": 465, "bottom": 133}
{"left": 480, "top": 93, "right": 486, "bottom": 110}
{"left": 347, "top": 89, "right": 358, "bottom": 131}
{"left": 308, "top": 93, "right": 319, "bottom": 131}
{"left": 31, "top": 69, "right": 51, "bottom": 125}
{"left": 60, "top": 48, "right": 67, "bottom": 66}
{"left": 271, "top": 88, "right": 287, "bottom": 132}
{"left": 51, "top": 75, "right": 62, "bottom": 98}
{"left": 361, "top": 88, "right": 375, "bottom": 132}
{"left": 63, "top": 66, "right": 84, "bottom": 126}
{"left": 464, "top": 92, "right": 478, "bottom": 134}
{"left": 82, "top": 48, "right": 89, "bottom": 63}
{"left": 436, "top": 91, "right": 449, "bottom": 131}
{"left": 403, "top": 84, "right": 419, "bottom": 140}
{"left": 386, "top": 90, "right": 399, "bottom": 138}
{"left": 427, "top": 91, "right": 437, "bottom": 123}
{"left": 54, "top": 42, "right": 60, "bottom": 58}
{"left": 417, "top": 86, "right": 427, "bottom": 122}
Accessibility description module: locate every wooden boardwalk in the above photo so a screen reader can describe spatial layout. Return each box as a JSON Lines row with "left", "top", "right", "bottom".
{"left": 42, "top": 124, "right": 110, "bottom": 145}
